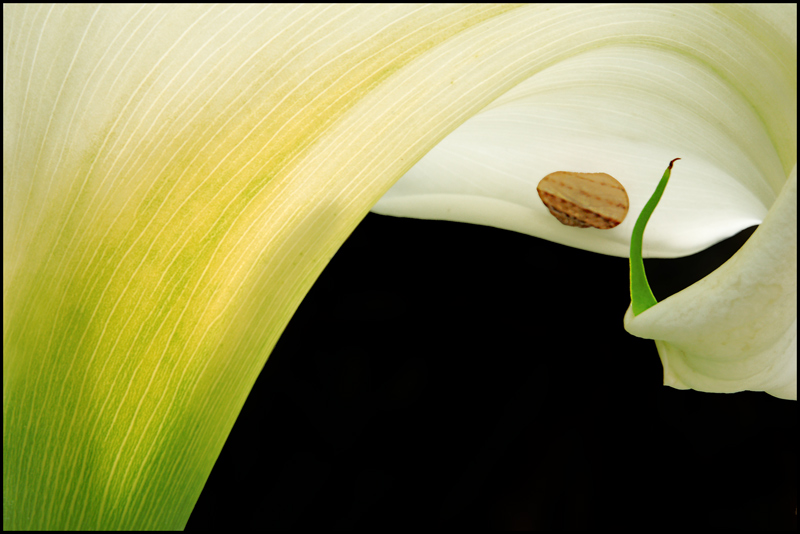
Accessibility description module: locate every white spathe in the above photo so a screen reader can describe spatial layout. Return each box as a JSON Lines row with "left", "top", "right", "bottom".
{"left": 3, "top": 4, "right": 797, "bottom": 532}
{"left": 374, "top": 38, "right": 793, "bottom": 257}
{"left": 624, "top": 169, "right": 797, "bottom": 400}
{"left": 373, "top": 4, "right": 797, "bottom": 398}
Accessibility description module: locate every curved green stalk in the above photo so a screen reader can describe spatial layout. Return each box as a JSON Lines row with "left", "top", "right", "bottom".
{"left": 629, "top": 159, "right": 680, "bottom": 315}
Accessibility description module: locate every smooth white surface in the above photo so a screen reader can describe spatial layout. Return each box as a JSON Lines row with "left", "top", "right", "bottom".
{"left": 375, "top": 39, "right": 789, "bottom": 258}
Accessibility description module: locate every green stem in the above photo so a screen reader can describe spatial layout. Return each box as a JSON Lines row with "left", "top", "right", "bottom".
{"left": 630, "top": 158, "right": 680, "bottom": 315}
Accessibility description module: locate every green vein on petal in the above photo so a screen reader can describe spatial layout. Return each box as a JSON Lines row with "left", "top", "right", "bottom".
{"left": 630, "top": 159, "right": 680, "bottom": 316}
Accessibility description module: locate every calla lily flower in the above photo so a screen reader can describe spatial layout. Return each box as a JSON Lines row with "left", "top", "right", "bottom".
{"left": 3, "top": 4, "right": 796, "bottom": 531}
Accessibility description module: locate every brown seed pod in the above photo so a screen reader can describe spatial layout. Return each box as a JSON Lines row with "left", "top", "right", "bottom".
{"left": 537, "top": 171, "right": 629, "bottom": 229}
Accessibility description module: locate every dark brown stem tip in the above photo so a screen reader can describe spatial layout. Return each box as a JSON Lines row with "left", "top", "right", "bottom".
{"left": 668, "top": 157, "right": 681, "bottom": 169}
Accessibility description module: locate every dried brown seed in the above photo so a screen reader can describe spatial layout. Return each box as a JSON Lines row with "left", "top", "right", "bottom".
{"left": 537, "top": 171, "right": 629, "bottom": 229}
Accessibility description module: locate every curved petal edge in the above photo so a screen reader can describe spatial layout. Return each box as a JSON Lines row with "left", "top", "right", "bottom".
{"left": 624, "top": 168, "right": 797, "bottom": 400}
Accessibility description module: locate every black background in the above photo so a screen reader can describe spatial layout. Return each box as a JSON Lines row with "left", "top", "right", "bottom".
{"left": 186, "top": 213, "right": 796, "bottom": 530}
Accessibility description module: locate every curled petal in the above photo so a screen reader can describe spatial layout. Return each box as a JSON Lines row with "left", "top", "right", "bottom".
{"left": 624, "top": 169, "right": 797, "bottom": 400}
{"left": 374, "top": 4, "right": 796, "bottom": 258}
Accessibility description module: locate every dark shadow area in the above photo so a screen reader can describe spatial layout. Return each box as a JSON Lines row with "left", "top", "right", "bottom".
{"left": 187, "top": 214, "right": 796, "bottom": 531}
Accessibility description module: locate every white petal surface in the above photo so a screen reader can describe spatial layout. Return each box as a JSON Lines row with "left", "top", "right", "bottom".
{"left": 624, "top": 169, "right": 797, "bottom": 399}
{"left": 4, "top": 5, "right": 797, "bottom": 531}
{"left": 5, "top": 4, "right": 568, "bottom": 529}
{"left": 374, "top": 4, "right": 796, "bottom": 258}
